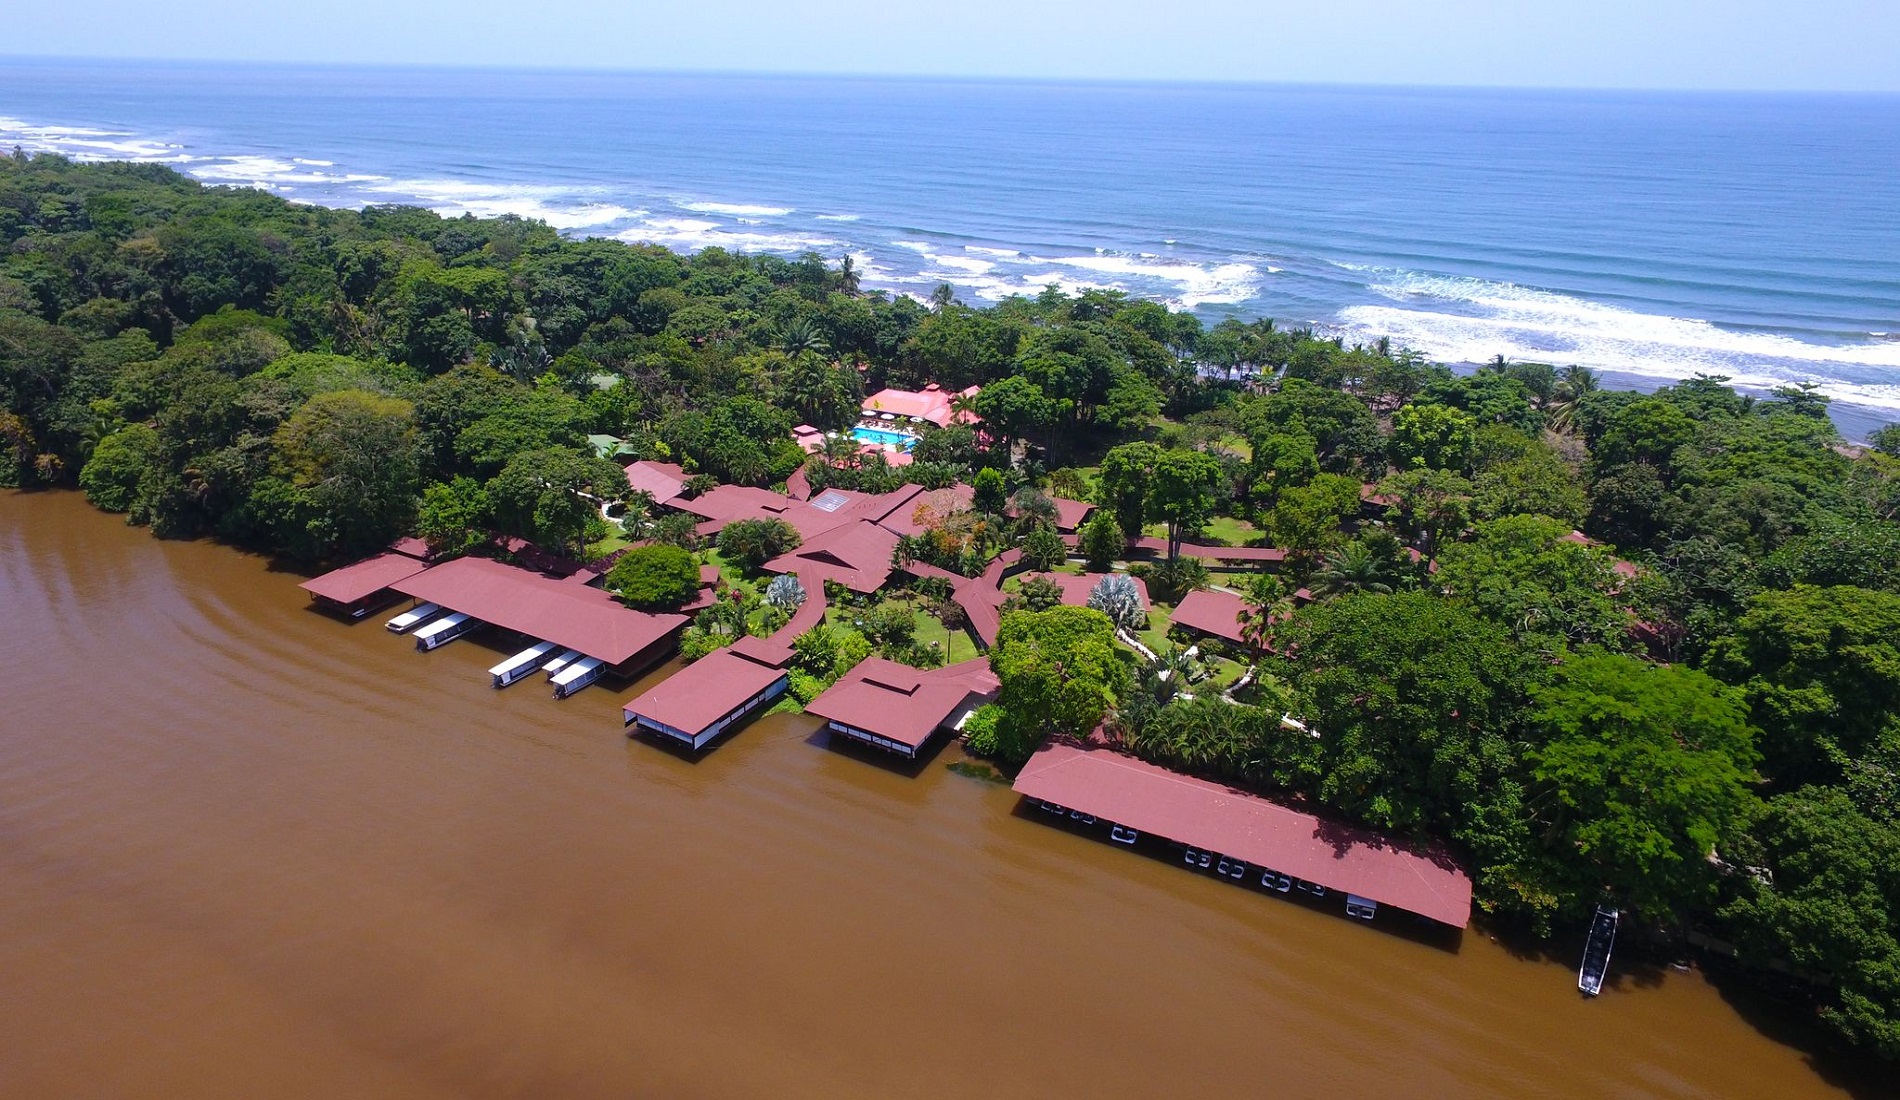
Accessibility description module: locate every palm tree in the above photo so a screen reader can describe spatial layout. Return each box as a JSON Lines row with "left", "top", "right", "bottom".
{"left": 835, "top": 254, "right": 861, "bottom": 296}
{"left": 775, "top": 317, "right": 830, "bottom": 360}
{"left": 820, "top": 431, "right": 862, "bottom": 468}
{"left": 1549, "top": 365, "right": 1600, "bottom": 433}
{"left": 1310, "top": 542, "right": 1394, "bottom": 598}
{"left": 1237, "top": 584, "right": 1295, "bottom": 654}
{"left": 930, "top": 283, "right": 957, "bottom": 313}
{"left": 780, "top": 355, "right": 840, "bottom": 426}
{"left": 617, "top": 489, "right": 655, "bottom": 539}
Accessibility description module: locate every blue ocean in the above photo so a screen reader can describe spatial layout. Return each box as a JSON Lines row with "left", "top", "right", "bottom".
{"left": 3, "top": 59, "right": 1896, "bottom": 427}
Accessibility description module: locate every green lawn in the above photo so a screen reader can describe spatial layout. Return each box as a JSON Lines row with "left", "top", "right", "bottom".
{"left": 1135, "top": 601, "right": 1175, "bottom": 656}
{"left": 1203, "top": 656, "right": 1249, "bottom": 691}
{"left": 700, "top": 548, "right": 760, "bottom": 594}
{"left": 823, "top": 596, "right": 981, "bottom": 667}
{"left": 1140, "top": 514, "right": 1263, "bottom": 548}
{"left": 586, "top": 530, "right": 636, "bottom": 559}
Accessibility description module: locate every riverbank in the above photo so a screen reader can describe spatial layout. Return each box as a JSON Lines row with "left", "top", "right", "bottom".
{"left": 1, "top": 488, "right": 1885, "bottom": 1098}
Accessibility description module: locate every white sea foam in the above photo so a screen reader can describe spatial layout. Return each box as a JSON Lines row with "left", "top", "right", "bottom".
{"left": 814, "top": 213, "right": 860, "bottom": 222}
{"left": 0, "top": 116, "right": 190, "bottom": 162}
{"left": 362, "top": 179, "right": 636, "bottom": 229}
{"left": 1337, "top": 270, "right": 1900, "bottom": 412}
{"left": 1027, "top": 253, "right": 1265, "bottom": 308}
{"left": 679, "top": 200, "right": 794, "bottom": 217}
{"left": 616, "top": 215, "right": 836, "bottom": 254}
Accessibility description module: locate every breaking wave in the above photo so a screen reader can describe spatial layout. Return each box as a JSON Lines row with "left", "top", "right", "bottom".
{"left": 1337, "top": 270, "right": 1900, "bottom": 411}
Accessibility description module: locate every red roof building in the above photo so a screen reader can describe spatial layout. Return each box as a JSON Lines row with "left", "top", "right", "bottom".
{"left": 876, "top": 484, "right": 975, "bottom": 537}
{"left": 762, "top": 520, "right": 901, "bottom": 595}
{"left": 625, "top": 460, "right": 690, "bottom": 507}
{"left": 1016, "top": 571, "right": 1151, "bottom": 612}
{"left": 1013, "top": 742, "right": 1473, "bottom": 927}
{"left": 300, "top": 552, "right": 433, "bottom": 614}
{"left": 391, "top": 557, "right": 688, "bottom": 670}
{"left": 622, "top": 634, "right": 794, "bottom": 751}
{"left": 862, "top": 383, "right": 981, "bottom": 428}
{"left": 1170, "top": 588, "right": 1251, "bottom": 646}
{"left": 805, "top": 657, "right": 1000, "bottom": 759}
{"left": 1049, "top": 496, "right": 1095, "bottom": 532}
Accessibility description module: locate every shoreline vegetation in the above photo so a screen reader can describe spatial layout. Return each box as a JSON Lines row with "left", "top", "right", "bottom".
{"left": 4, "top": 154, "right": 1899, "bottom": 1061}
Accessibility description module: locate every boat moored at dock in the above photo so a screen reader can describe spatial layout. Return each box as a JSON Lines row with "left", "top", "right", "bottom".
{"left": 413, "top": 612, "right": 480, "bottom": 651}
{"left": 542, "top": 648, "right": 583, "bottom": 677}
{"left": 385, "top": 602, "right": 441, "bottom": 633}
{"left": 489, "top": 641, "right": 559, "bottom": 688}
{"left": 550, "top": 655, "right": 605, "bottom": 698}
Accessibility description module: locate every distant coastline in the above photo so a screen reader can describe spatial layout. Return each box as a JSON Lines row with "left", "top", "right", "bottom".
{"left": 2, "top": 60, "right": 1895, "bottom": 431}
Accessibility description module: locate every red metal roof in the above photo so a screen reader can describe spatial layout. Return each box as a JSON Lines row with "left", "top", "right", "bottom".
{"left": 1170, "top": 588, "right": 1251, "bottom": 645}
{"left": 1127, "top": 537, "right": 1286, "bottom": 564}
{"left": 861, "top": 385, "right": 979, "bottom": 428}
{"left": 1013, "top": 743, "right": 1474, "bottom": 927}
{"left": 300, "top": 552, "right": 432, "bottom": 606}
{"left": 876, "top": 484, "right": 975, "bottom": 537}
{"left": 625, "top": 460, "right": 688, "bottom": 505}
{"left": 763, "top": 520, "right": 899, "bottom": 594}
{"left": 1017, "top": 571, "right": 1150, "bottom": 611}
{"left": 1049, "top": 496, "right": 1094, "bottom": 531}
{"left": 805, "top": 657, "right": 1000, "bottom": 749}
{"left": 621, "top": 636, "right": 792, "bottom": 735}
{"left": 391, "top": 557, "right": 687, "bottom": 666}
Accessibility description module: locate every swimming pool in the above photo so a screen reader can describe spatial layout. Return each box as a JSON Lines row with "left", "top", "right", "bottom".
{"left": 853, "top": 426, "right": 918, "bottom": 449}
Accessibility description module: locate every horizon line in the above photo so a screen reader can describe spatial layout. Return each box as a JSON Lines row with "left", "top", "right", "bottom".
{"left": 3, "top": 53, "right": 1898, "bottom": 98}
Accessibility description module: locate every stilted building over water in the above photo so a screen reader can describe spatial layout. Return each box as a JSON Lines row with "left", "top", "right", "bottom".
{"left": 299, "top": 551, "right": 433, "bottom": 618}
{"left": 805, "top": 657, "right": 1000, "bottom": 760}
{"left": 1012, "top": 741, "right": 1473, "bottom": 928}
{"left": 622, "top": 635, "right": 795, "bottom": 751}
{"left": 389, "top": 556, "right": 689, "bottom": 680}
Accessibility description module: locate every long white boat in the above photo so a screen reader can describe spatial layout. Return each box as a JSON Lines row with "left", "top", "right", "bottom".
{"left": 550, "top": 655, "right": 605, "bottom": 699}
{"left": 413, "top": 612, "right": 481, "bottom": 651}
{"left": 385, "top": 602, "right": 441, "bottom": 633}
{"left": 1578, "top": 905, "right": 1619, "bottom": 997}
{"left": 542, "top": 648, "right": 584, "bottom": 678}
{"left": 489, "top": 641, "right": 559, "bottom": 688}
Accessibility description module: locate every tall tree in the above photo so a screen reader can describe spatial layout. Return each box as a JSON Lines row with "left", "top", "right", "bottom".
{"left": 1148, "top": 448, "right": 1223, "bottom": 561}
{"left": 1525, "top": 653, "right": 1761, "bottom": 918}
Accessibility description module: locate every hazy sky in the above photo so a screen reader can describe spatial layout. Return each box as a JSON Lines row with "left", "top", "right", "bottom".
{"left": 7, "top": 0, "right": 1899, "bottom": 91}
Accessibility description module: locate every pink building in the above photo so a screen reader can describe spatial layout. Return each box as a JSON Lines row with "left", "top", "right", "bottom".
{"left": 861, "top": 383, "right": 981, "bottom": 428}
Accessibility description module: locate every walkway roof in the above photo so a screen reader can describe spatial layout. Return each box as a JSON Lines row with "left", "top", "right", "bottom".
{"left": 805, "top": 657, "right": 999, "bottom": 751}
{"left": 1013, "top": 743, "right": 1473, "bottom": 927}
{"left": 301, "top": 551, "right": 432, "bottom": 606}
{"left": 391, "top": 557, "right": 687, "bottom": 666}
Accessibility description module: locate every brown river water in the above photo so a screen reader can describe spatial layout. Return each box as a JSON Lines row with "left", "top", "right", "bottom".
{"left": 0, "top": 490, "right": 1880, "bottom": 1099}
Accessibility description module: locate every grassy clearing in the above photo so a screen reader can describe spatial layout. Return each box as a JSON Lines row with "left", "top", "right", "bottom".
{"left": 1135, "top": 601, "right": 1175, "bottom": 656}
{"left": 1139, "top": 515, "right": 1264, "bottom": 547}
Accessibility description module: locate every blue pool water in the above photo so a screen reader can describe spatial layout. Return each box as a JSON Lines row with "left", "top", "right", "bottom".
{"left": 854, "top": 427, "right": 918, "bottom": 449}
